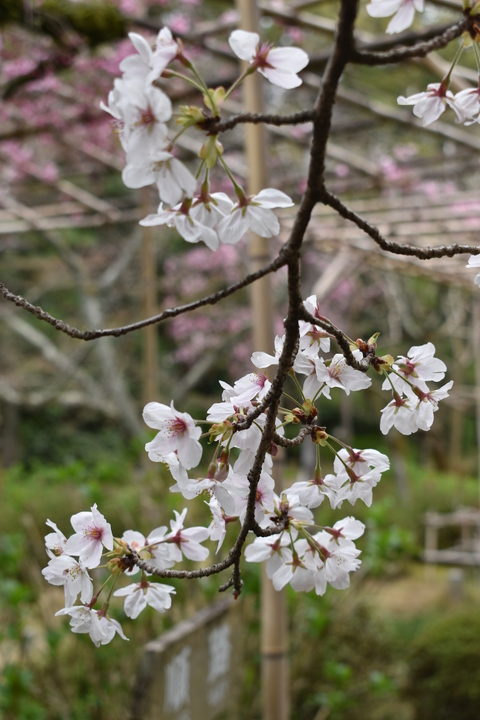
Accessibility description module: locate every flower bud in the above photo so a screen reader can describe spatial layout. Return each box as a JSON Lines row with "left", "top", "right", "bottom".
{"left": 311, "top": 426, "right": 328, "bottom": 445}
{"left": 177, "top": 104, "right": 206, "bottom": 128}
{"left": 199, "top": 135, "right": 224, "bottom": 168}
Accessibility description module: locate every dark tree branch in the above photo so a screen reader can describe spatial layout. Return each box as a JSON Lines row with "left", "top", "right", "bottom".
{"left": 0, "top": 250, "right": 288, "bottom": 340}
{"left": 200, "top": 109, "right": 314, "bottom": 134}
{"left": 273, "top": 427, "right": 312, "bottom": 447}
{"left": 351, "top": 18, "right": 467, "bottom": 65}
{"left": 320, "top": 189, "right": 480, "bottom": 259}
{"left": 298, "top": 307, "right": 371, "bottom": 371}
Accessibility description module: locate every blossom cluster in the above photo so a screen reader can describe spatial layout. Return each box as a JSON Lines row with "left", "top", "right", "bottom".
{"left": 43, "top": 290, "right": 454, "bottom": 645}
{"left": 101, "top": 26, "right": 308, "bottom": 250}
{"left": 42, "top": 503, "right": 207, "bottom": 646}
{"left": 41, "top": 19, "right": 464, "bottom": 648}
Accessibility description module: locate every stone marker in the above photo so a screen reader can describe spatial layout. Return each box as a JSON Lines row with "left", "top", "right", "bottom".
{"left": 131, "top": 597, "right": 239, "bottom": 720}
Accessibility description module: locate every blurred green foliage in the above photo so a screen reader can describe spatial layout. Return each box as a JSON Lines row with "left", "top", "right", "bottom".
{"left": 406, "top": 611, "right": 480, "bottom": 720}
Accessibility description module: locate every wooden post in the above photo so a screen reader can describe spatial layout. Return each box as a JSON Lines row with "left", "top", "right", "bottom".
{"left": 141, "top": 189, "right": 158, "bottom": 406}
{"left": 235, "top": 2, "right": 289, "bottom": 719}
{"left": 473, "top": 296, "right": 480, "bottom": 507}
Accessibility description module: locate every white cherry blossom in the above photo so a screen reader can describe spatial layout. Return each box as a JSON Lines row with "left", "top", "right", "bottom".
{"left": 300, "top": 295, "right": 331, "bottom": 354}
{"left": 366, "top": 0, "right": 424, "bottom": 34}
{"left": 454, "top": 87, "right": 480, "bottom": 124}
{"left": 122, "top": 527, "right": 176, "bottom": 572}
{"left": 217, "top": 189, "right": 293, "bottom": 244}
{"left": 245, "top": 532, "right": 291, "bottom": 578}
{"left": 143, "top": 401, "right": 202, "bottom": 470}
{"left": 228, "top": 29, "right": 309, "bottom": 89}
{"left": 120, "top": 28, "right": 178, "bottom": 83}
{"left": 393, "top": 342, "right": 446, "bottom": 387}
{"left": 229, "top": 372, "right": 271, "bottom": 405}
{"left": 412, "top": 380, "right": 454, "bottom": 432}
{"left": 114, "top": 580, "right": 176, "bottom": 618}
{"left": 379, "top": 390, "right": 421, "bottom": 435}
{"left": 251, "top": 334, "right": 284, "bottom": 369}
{"left": 122, "top": 151, "right": 197, "bottom": 206}
{"left": 467, "top": 254, "right": 480, "bottom": 286}
{"left": 42, "top": 555, "right": 93, "bottom": 607}
{"left": 334, "top": 447, "right": 390, "bottom": 477}
{"left": 56, "top": 607, "right": 128, "bottom": 647}
{"left": 397, "top": 83, "right": 461, "bottom": 126}
{"left": 140, "top": 200, "right": 221, "bottom": 251}
{"left": 44, "top": 519, "right": 67, "bottom": 558}
{"left": 102, "top": 77, "right": 172, "bottom": 162}
{"left": 286, "top": 473, "right": 342, "bottom": 509}
{"left": 63, "top": 504, "right": 113, "bottom": 569}
{"left": 206, "top": 496, "right": 230, "bottom": 553}
{"left": 315, "top": 353, "right": 372, "bottom": 397}
{"left": 293, "top": 346, "right": 323, "bottom": 399}
{"left": 166, "top": 508, "right": 210, "bottom": 562}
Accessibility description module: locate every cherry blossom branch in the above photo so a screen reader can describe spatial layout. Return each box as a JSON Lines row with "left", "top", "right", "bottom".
{"left": 298, "top": 306, "right": 372, "bottom": 371}
{"left": 320, "top": 189, "right": 480, "bottom": 259}
{"left": 200, "top": 109, "right": 314, "bottom": 134}
{"left": 0, "top": 251, "right": 287, "bottom": 340}
{"left": 351, "top": 18, "right": 468, "bottom": 65}
{"left": 273, "top": 427, "right": 312, "bottom": 447}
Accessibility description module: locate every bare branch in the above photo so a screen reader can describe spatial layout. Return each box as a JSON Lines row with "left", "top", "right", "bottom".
{"left": 273, "top": 427, "right": 312, "bottom": 447}
{"left": 351, "top": 18, "right": 467, "bottom": 65}
{"left": 0, "top": 250, "right": 288, "bottom": 340}
{"left": 200, "top": 109, "right": 314, "bottom": 134}
{"left": 321, "top": 190, "right": 480, "bottom": 259}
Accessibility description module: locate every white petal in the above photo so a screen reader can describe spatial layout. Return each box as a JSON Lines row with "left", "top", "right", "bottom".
{"left": 228, "top": 30, "right": 259, "bottom": 62}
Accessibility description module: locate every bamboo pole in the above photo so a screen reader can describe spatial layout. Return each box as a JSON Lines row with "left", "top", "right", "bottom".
{"left": 235, "top": 2, "right": 289, "bottom": 719}
{"left": 473, "top": 297, "right": 480, "bottom": 507}
{"left": 141, "top": 190, "right": 158, "bottom": 406}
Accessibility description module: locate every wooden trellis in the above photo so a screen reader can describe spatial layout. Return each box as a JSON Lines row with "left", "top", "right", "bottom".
{"left": 424, "top": 508, "right": 480, "bottom": 566}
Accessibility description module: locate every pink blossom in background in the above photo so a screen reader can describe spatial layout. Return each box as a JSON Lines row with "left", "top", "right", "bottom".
{"left": 167, "top": 14, "right": 191, "bottom": 34}
{"left": 379, "top": 156, "right": 411, "bottom": 184}
{"left": 285, "top": 27, "right": 304, "bottom": 44}
{"left": 334, "top": 164, "right": 350, "bottom": 178}
{"left": 392, "top": 143, "right": 418, "bottom": 161}
{"left": 220, "top": 10, "right": 238, "bottom": 24}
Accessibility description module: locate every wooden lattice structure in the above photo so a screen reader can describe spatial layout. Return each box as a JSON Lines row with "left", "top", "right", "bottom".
{"left": 424, "top": 508, "right": 480, "bottom": 566}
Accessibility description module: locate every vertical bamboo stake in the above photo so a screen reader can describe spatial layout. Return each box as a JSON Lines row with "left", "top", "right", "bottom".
{"left": 235, "top": 2, "right": 289, "bottom": 719}
{"left": 141, "top": 190, "right": 158, "bottom": 406}
{"left": 473, "top": 297, "right": 480, "bottom": 507}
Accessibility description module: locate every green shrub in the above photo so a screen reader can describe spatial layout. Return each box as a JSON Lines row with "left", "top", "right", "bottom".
{"left": 406, "top": 610, "right": 480, "bottom": 720}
